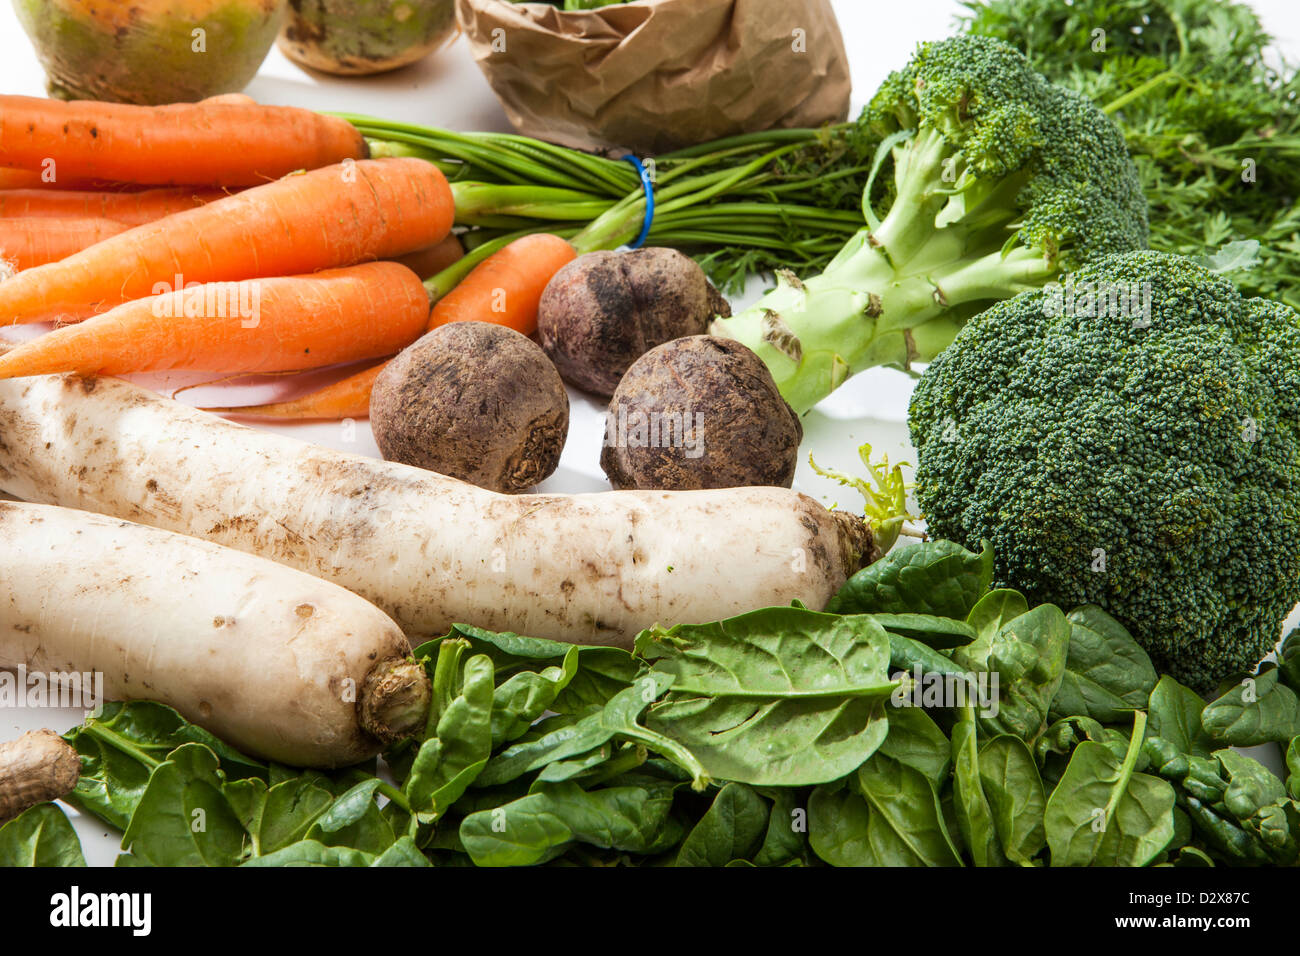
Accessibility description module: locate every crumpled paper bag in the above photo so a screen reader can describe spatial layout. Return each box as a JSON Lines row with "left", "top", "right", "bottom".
{"left": 455, "top": 0, "right": 851, "bottom": 154}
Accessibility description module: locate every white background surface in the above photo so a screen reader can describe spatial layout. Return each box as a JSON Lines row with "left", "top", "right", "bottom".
{"left": 1, "top": 0, "right": 1298, "bottom": 865}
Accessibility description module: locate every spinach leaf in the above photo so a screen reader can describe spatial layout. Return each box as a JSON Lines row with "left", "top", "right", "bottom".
{"left": 808, "top": 754, "right": 963, "bottom": 866}
{"left": 878, "top": 705, "right": 951, "bottom": 787}
{"left": 951, "top": 708, "right": 1003, "bottom": 866}
{"left": 372, "top": 836, "right": 435, "bottom": 867}
{"left": 479, "top": 673, "right": 708, "bottom": 789}
{"left": 313, "top": 779, "right": 384, "bottom": 834}
{"left": 966, "top": 588, "right": 1028, "bottom": 641}
{"left": 1287, "top": 737, "right": 1299, "bottom": 801}
{"left": 67, "top": 701, "right": 263, "bottom": 774}
{"left": 1279, "top": 628, "right": 1300, "bottom": 691}
{"left": 62, "top": 700, "right": 264, "bottom": 830}
{"left": 460, "top": 780, "right": 683, "bottom": 867}
{"left": 532, "top": 744, "right": 624, "bottom": 785}
{"left": 639, "top": 607, "right": 896, "bottom": 786}
{"left": 1051, "top": 606, "right": 1157, "bottom": 723}
{"left": 489, "top": 648, "right": 580, "bottom": 747}
{"left": 978, "top": 735, "right": 1046, "bottom": 864}
{"left": 1044, "top": 713, "right": 1176, "bottom": 867}
{"left": 1147, "top": 676, "right": 1214, "bottom": 757}
{"left": 0, "top": 804, "right": 86, "bottom": 867}
{"left": 224, "top": 776, "right": 334, "bottom": 856}
{"left": 406, "top": 653, "right": 496, "bottom": 820}
{"left": 751, "top": 787, "right": 809, "bottom": 867}
{"left": 1201, "top": 665, "right": 1300, "bottom": 747}
{"left": 953, "top": 604, "right": 1071, "bottom": 741}
{"left": 888, "top": 632, "right": 971, "bottom": 681}
{"left": 869, "top": 613, "right": 976, "bottom": 649}
{"left": 826, "top": 539, "right": 994, "bottom": 618}
{"left": 1214, "top": 750, "right": 1299, "bottom": 865}
{"left": 241, "top": 840, "right": 375, "bottom": 867}
{"left": 120, "top": 743, "right": 248, "bottom": 867}
{"left": 248, "top": 834, "right": 431, "bottom": 868}
{"left": 417, "top": 624, "right": 637, "bottom": 715}
{"left": 306, "top": 794, "right": 396, "bottom": 856}
{"left": 673, "top": 783, "right": 769, "bottom": 866}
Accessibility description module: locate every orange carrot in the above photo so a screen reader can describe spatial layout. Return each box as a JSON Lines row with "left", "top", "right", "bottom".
{"left": 427, "top": 233, "right": 576, "bottom": 334}
{"left": 0, "top": 187, "right": 228, "bottom": 225}
{"left": 0, "top": 95, "right": 367, "bottom": 187}
{"left": 391, "top": 234, "right": 465, "bottom": 279}
{"left": 199, "top": 94, "right": 259, "bottom": 106}
{"left": 0, "top": 157, "right": 453, "bottom": 325}
{"left": 0, "top": 217, "right": 131, "bottom": 272}
{"left": 0, "top": 168, "right": 187, "bottom": 192}
{"left": 209, "top": 233, "right": 578, "bottom": 421}
{"left": 0, "top": 262, "right": 429, "bottom": 379}
{"left": 204, "top": 362, "right": 388, "bottom": 421}
{"left": 0, "top": 169, "right": 44, "bottom": 190}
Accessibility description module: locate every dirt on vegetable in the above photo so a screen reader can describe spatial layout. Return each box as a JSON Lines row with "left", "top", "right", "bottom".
{"left": 371, "top": 322, "right": 570, "bottom": 494}
{"left": 538, "top": 248, "right": 730, "bottom": 396}
{"left": 0, "top": 730, "right": 80, "bottom": 825}
{"left": 600, "top": 335, "right": 803, "bottom": 491}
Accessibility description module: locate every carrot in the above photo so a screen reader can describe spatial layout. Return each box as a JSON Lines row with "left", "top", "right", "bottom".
{"left": 0, "top": 217, "right": 130, "bottom": 272}
{"left": 427, "top": 232, "right": 576, "bottom": 334}
{"left": 0, "top": 186, "right": 228, "bottom": 225}
{"left": 0, "top": 157, "right": 454, "bottom": 325}
{"left": 391, "top": 233, "right": 465, "bottom": 279}
{"left": 205, "top": 362, "right": 388, "bottom": 421}
{"left": 0, "top": 169, "right": 44, "bottom": 190}
{"left": 0, "top": 262, "right": 430, "bottom": 379}
{"left": 207, "top": 233, "right": 577, "bottom": 421}
{"left": 0, "top": 95, "right": 367, "bottom": 187}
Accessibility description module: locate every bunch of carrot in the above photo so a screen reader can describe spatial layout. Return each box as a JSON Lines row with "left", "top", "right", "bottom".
{"left": 0, "top": 95, "right": 579, "bottom": 406}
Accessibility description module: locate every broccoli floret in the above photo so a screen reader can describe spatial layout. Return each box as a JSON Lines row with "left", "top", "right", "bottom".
{"left": 712, "top": 34, "right": 1148, "bottom": 414}
{"left": 909, "top": 250, "right": 1300, "bottom": 692}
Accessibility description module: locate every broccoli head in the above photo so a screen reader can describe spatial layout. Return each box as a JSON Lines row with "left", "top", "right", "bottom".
{"left": 909, "top": 250, "right": 1300, "bottom": 691}
{"left": 713, "top": 34, "right": 1148, "bottom": 414}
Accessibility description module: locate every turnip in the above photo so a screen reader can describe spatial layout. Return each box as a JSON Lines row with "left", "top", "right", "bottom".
{"left": 0, "top": 500, "right": 429, "bottom": 768}
{"left": 0, "top": 375, "right": 877, "bottom": 647}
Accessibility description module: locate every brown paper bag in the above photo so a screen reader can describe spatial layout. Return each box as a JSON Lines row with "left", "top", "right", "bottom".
{"left": 455, "top": 0, "right": 851, "bottom": 154}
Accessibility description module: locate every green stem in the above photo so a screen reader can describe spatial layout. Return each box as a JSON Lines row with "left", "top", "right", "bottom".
{"left": 82, "top": 722, "right": 164, "bottom": 771}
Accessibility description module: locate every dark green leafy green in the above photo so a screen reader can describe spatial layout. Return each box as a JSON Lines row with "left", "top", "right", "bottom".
{"left": 1280, "top": 629, "right": 1300, "bottom": 691}
{"left": 460, "top": 780, "right": 683, "bottom": 866}
{"left": 417, "top": 624, "right": 637, "bottom": 715}
{"left": 869, "top": 613, "right": 976, "bottom": 649}
{"left": 1287, "top": 738, "right": 1299, "bottom": 801}
{"left": 951, "top": 708, "right": 1003, "bottom": 866}
{"left": 62, "top": 701, "right": 264, "bottom": 830}
{"left": 639, "top": 607, "right": 896, "bottom": 786}
{"left": 0, "top": 804, "right": 86, "bottom": 867}
{"left": 878, "top": 705, "right": 951, "bottom": 787}
{"left": 978, "top": 735, "right": 1046, "bottom": 864}
{"left": 1051, "top": 606, "right": 1157, "bottom": 722}
{"left": 1201, "top": 666, "right": 1300, "bottom": 747}
{"left": 1043, "top": 713, "right": 1176, "bottom": 866}
{"left": 119, "top": 744, "right": 248, "bottom": 867}
{"left": 808, "top": 755, "right": 962, "bottom": 866}
{"left": 673, "top": 783, "right": 770, "bottom": 866}
{"left": 406, "top": 653, "right": 496, "bottom": 821}
{"left": 1147, "top": 676, "right": 1214, "bottom": 758}
{"left": 953, "top": 604, "right": 1071, "bottom": 741}
{"left": 827, "top": 540, "right": 994, "bottom": 619}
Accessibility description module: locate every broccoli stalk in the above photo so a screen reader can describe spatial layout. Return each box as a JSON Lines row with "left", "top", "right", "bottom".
{"left": 711, "top": 35, "right": 1149, "bottom": 414}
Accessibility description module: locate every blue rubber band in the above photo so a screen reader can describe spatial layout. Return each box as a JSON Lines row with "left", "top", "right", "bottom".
{"left": 622, "top": 155, "right": 655, "bottom": 249}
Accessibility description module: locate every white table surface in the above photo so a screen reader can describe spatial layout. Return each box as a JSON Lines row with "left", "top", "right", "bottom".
{"left": 1, "top": 0, "right": 1298, "bottom": 866}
